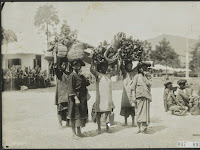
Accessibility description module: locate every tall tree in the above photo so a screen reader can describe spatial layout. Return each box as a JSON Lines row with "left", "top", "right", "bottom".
{"left": 59, "top": 20, "right": 77, "bottom": 43}
{"left": 141, "top": 40, "right": 152, "bottom": 61}
{"left": 150, "top": 38, "right": 180, "bottom": 68}
{"left": 2, "top": 28, "right": 18, "bottom": 68}
{"left": 189, "top": 40, "right": 200, "bottom": 77}
{"left": 34, "top": 4, "right": 60, "bottom": 49}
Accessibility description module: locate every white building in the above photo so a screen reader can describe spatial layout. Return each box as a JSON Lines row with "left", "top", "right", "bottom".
{"left": 1, "top": 42, "right": 48, "bottom": 71}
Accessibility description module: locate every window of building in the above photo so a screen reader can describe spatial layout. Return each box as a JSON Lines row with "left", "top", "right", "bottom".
{"left": 8, "top": 58, "right": 21, "bottom": 68}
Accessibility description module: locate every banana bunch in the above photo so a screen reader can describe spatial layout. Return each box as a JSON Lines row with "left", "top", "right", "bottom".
{"left": 104, "top": 47, "right": 119, "bottom": 64}
{"left": 91, "top": 45, "right": 107, "bottom": 64}
{"left": 119, "top": 37, "right": 144, "bottom": 61}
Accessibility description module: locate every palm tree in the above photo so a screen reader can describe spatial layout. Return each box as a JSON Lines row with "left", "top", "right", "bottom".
{"left": 2, "top": 28, "right": 17, "bottom": 68}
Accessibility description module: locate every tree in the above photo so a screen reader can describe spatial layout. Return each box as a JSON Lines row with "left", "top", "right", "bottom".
{"left": 57, "top": 20, "right": 78, "bottom": 48}
{"left": 34, "top": 4, "right": 60, "bottom": 49}
{"left": 189, "top": 40, "right": 200, "bottom": 77}
{"left": 2, "top": 27, "right": 18, "bottom": 68}
{"left": 150, "top": 38, "right": 180, "bottom": 68}
{"left": 141, "top": 40, "right": 152, "bottom": 61}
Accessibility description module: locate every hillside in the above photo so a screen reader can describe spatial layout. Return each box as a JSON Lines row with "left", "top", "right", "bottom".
{"left": 147, "top": 34, "right": 198, "bottom": 65}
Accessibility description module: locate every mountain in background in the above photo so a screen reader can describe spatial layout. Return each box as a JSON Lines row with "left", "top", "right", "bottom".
{"left": 147, "top": 34, "right": 198, "bottom": 66}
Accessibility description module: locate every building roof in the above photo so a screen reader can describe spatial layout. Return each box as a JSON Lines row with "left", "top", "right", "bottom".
{"left": 1, "top": 42, "right": 45, "bottom": 55}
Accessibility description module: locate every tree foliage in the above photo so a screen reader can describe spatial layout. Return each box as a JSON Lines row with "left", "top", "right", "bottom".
{"left": 59, "top": 20, "right": 77, "bottom": 41}
{"left": 34, "top": 4, "right": 60, "bottom": 30}
{"left": 141, "top": 40, "right": 152, "bottom": 61}
{"left": 34, "top": 4, "right": 60, "bottom": 48}
{"left": 2, "top": 27, "right": 17, "bottom": 45}
{"left": 189, "top": 40, "right": 200, "bottom": 72}
{"left": 150, "top": 38, "right": 180, "bottom": 67}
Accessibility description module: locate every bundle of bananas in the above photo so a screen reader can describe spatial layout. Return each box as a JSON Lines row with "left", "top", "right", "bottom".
{"left": 92, "top": 45, "right": 119, "bottom": 64}
{"left": 118, "top": 37, "right": 144, "bottom": 61}
{"left": 91, "top": 45, "right": 107, "bottom": 64}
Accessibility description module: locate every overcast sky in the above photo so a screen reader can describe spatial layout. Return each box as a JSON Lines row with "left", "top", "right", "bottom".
{"left": 2, "top": 2, "right": 200, "bottom": 49}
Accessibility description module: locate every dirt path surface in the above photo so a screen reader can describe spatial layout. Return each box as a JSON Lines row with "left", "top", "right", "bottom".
{"left": 2, "top": 88, "right": 200, "bottom": 148}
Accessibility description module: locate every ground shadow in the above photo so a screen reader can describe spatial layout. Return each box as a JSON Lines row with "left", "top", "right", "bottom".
{"left": 150, "top": 117, "right": 163, "bottom": 123}
{"left": 145, "top": 125, "right": 167, "bottom": 135}
{"left": 83, "top": 122, "right": 133, "bottom": 137}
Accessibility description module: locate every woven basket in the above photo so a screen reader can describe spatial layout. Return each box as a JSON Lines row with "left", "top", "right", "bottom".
{"left": 44, "top": 51, "right": 54, "bottom": 62}
{"left": 57, "top": 44, "right": 68, "bottom": 57}
{"left": 67, "top": 42, "right": 86, "bottom": 62}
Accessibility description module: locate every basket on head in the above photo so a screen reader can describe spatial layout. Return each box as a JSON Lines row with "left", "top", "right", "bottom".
{"left": 57, "top": 44, "right": 68, "bottom": 58}
{"left": 67, "top": 42, "right": 87, "bottom": 62}
{"left": 44, "top": 50, "right": 54, "bottom": 62}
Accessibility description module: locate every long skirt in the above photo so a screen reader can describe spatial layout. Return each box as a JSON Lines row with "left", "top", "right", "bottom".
{"left": 57, "top": 102, "right": 68, "bottom": 121}
{"left": 135, "top": 97, "right": 150, "bottom": 127}
{"left": 67, "top": 96, "right": 88, "bottom": 127}
{"left": 120, "top": 87, "right": 135, "bottom": 117}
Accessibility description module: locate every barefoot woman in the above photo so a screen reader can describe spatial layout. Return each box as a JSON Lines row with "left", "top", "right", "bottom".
{"left": 54, "top": 58, "right": 72, "bottom": 128}
{"left": 90, "top": 61, "right": 115, "bottom": 134}
{"left": 67, "top": 59, "right": 90, "bottom": 137}
{"left": 120, "top": 60, "right": 137, "bottom": 127}
{"left": 132, "top": 62, "right": 152, "bottom": 134}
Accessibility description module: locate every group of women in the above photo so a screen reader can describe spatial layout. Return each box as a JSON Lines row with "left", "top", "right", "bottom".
{"left": 163, "top": 79, "right": 200, "bottom": 116}
{"left": 54, "top": 57, "right": 152, "bottom": 138}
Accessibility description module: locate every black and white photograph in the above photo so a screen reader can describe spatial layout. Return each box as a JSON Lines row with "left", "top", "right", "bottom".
{"left": 1, "top": 1, "right": 200, "bottom": 149}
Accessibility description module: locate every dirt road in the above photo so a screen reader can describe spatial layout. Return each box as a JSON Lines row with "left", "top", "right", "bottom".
{"left": 2, "top": 88, "right": 200, "bottom": 148}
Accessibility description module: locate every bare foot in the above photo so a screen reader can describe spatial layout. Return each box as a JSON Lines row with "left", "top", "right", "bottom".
{"left": 72, "top": 134, "right": 81, "bottom": 140}
{"left": 106, "top": 124, "right": 110, "bottom": 133}
{"left": 136, "top": 128, "right": 141, "bottom": 134}
{"left": 132, "top": 123, "right": 137, "bottom": 127}
{"left": 77, "top": 133, "right": 86, "bottom": 137}
{"left": 97, "top": 129, "right": 101, "bottom": 134}
{"left": 122, "top": 123, "right": 128, "bottom": 126}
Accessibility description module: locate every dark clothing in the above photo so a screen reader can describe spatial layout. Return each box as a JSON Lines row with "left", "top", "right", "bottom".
{"left": 120, "top": 107, "right": 135, "bottom": 117}
{"left": 163, "top": 88, "right": 170, "bottom": 111}
{"left": 176, "top": 89, "right": 190, "bottom": 108}
{"left": 54, "top": 66, "right": 71, "bottom": 122}
{"left": 167, "top": 91, "right": 177, "bottom": 109}
{"left": 67, "top": 72, "right": 90, "bottom": 127}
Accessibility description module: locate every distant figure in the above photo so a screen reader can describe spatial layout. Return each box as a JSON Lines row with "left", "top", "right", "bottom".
{"left": 167, "top": 84, "right": 178, "bottom": 110}
{"left": 169, "top": 79, "right": 189, "bottom": 116}
{"left": 163, "top": 81, "right": 172, "bottom": 112}
{"left": 120, "top": 60, "right": 137, "bottom": 127}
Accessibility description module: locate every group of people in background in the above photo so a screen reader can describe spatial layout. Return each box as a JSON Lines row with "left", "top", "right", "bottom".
{"left": 54, "top": 57, "right": 153, "bottom": 139}
{"left": 2, "top": 66, "right": 51, "bottom": 91}
{"left": 163, "top": 79, "right": 200, "bottom": 116}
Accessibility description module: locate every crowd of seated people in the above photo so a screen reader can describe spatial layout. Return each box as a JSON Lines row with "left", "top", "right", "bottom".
{"left": 164, "top": 79, "right": 200, "bottom": 116}
{"left": 2, "top": 66, "right": 51, "bottom": 91}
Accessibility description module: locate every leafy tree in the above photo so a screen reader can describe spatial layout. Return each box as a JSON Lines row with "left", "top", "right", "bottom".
{"left": 189, "top": 40, "right": 200, "bottom": 77}
{"left": 150, "top": 38, "right": 180, "bottom": 68}
{"left": 141, "top": 40, "right": 152, "bottom": 61}
{"left": 2, "top": 27, "right": 18, "bottom": 67}
{"left": 34, "top": 4, "right": 60, "bottom": 49}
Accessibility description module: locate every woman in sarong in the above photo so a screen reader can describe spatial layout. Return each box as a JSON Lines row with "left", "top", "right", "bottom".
{"left": 132, "top": 62, "right": 152, "bottom": 134}
{"left": 90, "top": 61, "right": 116, "bottom": 134}
{"left": 67, "top": 59, "right": 90, "bottom": 138}
{"left": 54, "top": 57, "right": 72, "bottom": 128}
{"left": 120, "top": 60, "right": 137, "bottom": 127}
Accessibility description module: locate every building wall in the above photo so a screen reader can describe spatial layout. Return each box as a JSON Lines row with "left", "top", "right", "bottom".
{"left": 2, "top": 54, "right": 48, "bottom": 71}
{"left": 2, "top": 54, "right": 36, "bottom": 69}
{"left": 41, "top": 55, "right": 49, "bottom": 71}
